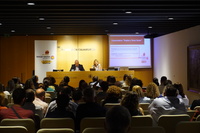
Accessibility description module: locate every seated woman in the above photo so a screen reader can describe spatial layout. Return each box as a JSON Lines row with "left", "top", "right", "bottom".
{"left": 0, "top": 92, "right": 8, "bottom": 110}
{"left": 121, "top": 92, "right": 144, "bottom": 116}
{"left": 146, "top": 82, "right": 160, "bottom": 100}
{"left": 132, "top": 85, "right": 151, "bottom": 103}
{"left": 92, "top": 59, "right": 102, "bottom": 71}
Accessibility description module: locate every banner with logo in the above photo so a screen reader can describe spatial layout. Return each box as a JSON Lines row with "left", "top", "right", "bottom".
{"left": 35, "top": 40, "right": 57, "bottom": 83}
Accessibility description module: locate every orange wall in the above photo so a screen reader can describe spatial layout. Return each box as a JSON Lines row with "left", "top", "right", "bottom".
{"left": 0, "top": 35, "right": 152, "bottom": 87}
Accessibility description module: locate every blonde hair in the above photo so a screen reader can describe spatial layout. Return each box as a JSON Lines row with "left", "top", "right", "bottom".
{"left": 93, "top": 59, "right": 99, "bottom": 66}
{"left": 146, "top": 82, "right": 160, "bottom": 99}
{"left": 124, "top": 75, "right": 132, "bottom": 87}
{"left": 0, "top": 92, "right": 5, "bottom": 105}
{"left": 132, "top": 85, "right": 144, "bottom": 97}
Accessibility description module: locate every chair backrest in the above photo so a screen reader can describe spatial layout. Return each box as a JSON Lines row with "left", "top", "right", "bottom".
{"left": 0, "top": 126, "right": 28, "bottom": 133}
{"left": 187, "top": 110, "right": 196, "bottom": 119}
{"left": 80, "top": 117, "right": 105, "bottom": 133}
{"left": 0, "top": 119, "right": 35, "bottom": 133}
{"left": 130, "top": 126, "right": 165, "bottom": 133}
{"left": 37, "top": 128, "right": 74, "bottom": 133}
{"left": 40, "top": 118, "right": 74, "bottom": 130}
{"left": 131, "top": 115, "right": 153, "bottom": 127}
{"left": 196, "top": 115, "right": 200, "bottom": 121}
{"left": 157, "top": 114, "right": 190, "bottom": 133}
{"left": 82, "top": 128, "right": 106, "bottom": 133}
{"left": 104, "top": 103, "right": 120, "bottom": 110}
{"left": 176, "top": 121, "right": 200, "bottom": 133}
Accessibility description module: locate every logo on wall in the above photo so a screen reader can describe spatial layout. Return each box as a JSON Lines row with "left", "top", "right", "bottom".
{"left": 36, "top": 50, "right": 55, "bottom": 64}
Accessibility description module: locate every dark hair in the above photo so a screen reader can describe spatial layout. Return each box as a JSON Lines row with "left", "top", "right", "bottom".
{"left": 12, "top": 88, "right": 26, "bottom": 104}
{"left": 72, "top": 89, "right": 82, "bottom": 101}
{"left": 83, "top": 88, "right": 94, "bottom": 102}
{"left": 25, "top": 89, "right": 35, "bottom": 102}
{"left": 64, "top": 76, "right": 70, "bottom": 83}
{"left": 160, "top": 76, "right": 167, "bottom": 85}
{"left": 56, "top": 94, "right": 70, "bottom": 108}
{"left": 100, "top": 81, "right": 109, "bottom": 92}
{"left": 173, "top": 83, "right": 185, "bottom": 98}
{"left": 92, "top": 76, "right": 98, "bottom": 82}
{"left": 164, "top": 84, "right": 178, "bottom": 97}
{"left": 107, "top": 76, "right": 116, "bottom": 85}
{"left": 123, "top": 74, "right": 128, "bottom": 81}
{"left": 129, "top": 78, "right": 143, "bottom": 91}
{"left": 153, "top": 77, "right": 159, "bottom": 86}
{"left": 105, "top": 106, "right": 131, "bottom": 133}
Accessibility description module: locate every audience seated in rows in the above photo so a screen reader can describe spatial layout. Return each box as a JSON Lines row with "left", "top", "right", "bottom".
{"left": 132, "top": 85, "right": 151, "bottom": 103}
{"left": 121, "top": 92, "right": 144, "bottom": 116}
{"left": 174, "top": 83, "right": 189, "bottom": 107}
{"left": 95, "top": 81, "right": 109, "bottom": 104}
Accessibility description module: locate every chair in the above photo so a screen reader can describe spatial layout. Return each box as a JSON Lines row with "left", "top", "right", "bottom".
{"left": 82, "top": 128, "right": 106, "bottom": 133}
{"left": 130, "top": 126, "right": 165, "bottom": 133}
{"left": 196, "top": 115, "right": 200, "bottom": 121}
{"left": 139, "top": 103, "right": 150, "bottom": 115}
{"left": 175, "top": 121, "right": 200, "bottom": 133}
{"left": 157, "top": 114, "right": 190, "bottom": 133}
{"left": 187, "top": 110, "right": 196, "bottom": 119}
{"left": 37, "top": 128, "right": 74, "bottom": 133}
{"left": 40, "top": 118, "right": 74, "bottom": 130}
{"left": 131, "top": 115, "right": 153, "bottom": 127}
{"left": 80, "top": 117, "right": 105, "bottom": 133}
{"left": 104, "top": 103, "right": 120, "bottom": 110}
{"left": 0, "top": 119, "right": 35, "bottom": 133}
{"left": 0, "top": 126, "right": 28, "bottom": 133}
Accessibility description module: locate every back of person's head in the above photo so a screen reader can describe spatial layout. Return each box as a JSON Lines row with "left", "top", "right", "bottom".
{"left": 25, "top": 89, "right": 35, "bottom": 103}
{"left": 129, "top": 78, "right": 143, "bottom": 90}
{"left": 153, "top": 77, "right": 159, "bottom": 86}
{"left": 107, "top": 76, "right": 116, "bottom": 85}
{"left": 35, "top": 88, "right": 45, "bottom": 99}
{"left": 173, "top": 83, "right": 185, "bottom": 98}
{"left": 92, "top": 76, "right": 99, "bottom": 82}
{"left": 7, "top": 80, "right": 15, "bottom": 92}
{"left": 56, "top": 94, "right": 70, "bottom": 108}
{"left": 123, "top": 74, "right": 128, "bottom": 81}
{"left": 125, "top": 75, "right": 132, "bottom": 86}
{"left": 132, "top": 85, "right": 144, "bottom": 97}
{"left": 0, "top": 83, "right": 3, "bottom": 92}
{"left": 12, "top": 77, "right": 19, "bottom": 84}
{"left": 105, "top": 106, "right": 131, "bottom": 133}
{"left": 100, "top": 81, "right": 109, "bottom": 92}
{"left": 83, "top": 88, "right": 94, "bottom": 102}
{"left": 121, "top": 92, "right": 139, "bottom": 115}
{"left": 64, "top": 76, "right": 70, "bottom": 83}
{"left": 160, "top": 76, "right": 167, "bottom": 85}
{"left": 43, "top": 78, "right": 50, "bottom": 91}
{"left": 146, "top": 82, "right": 160, "bottom": 99}
{"left": 0, "top": 92, "right": 6, "bottom": 105}
{"left": 32, "top": 75, "right": 38, "bottom": 83}
{"left": 72, "top": 89, "right": 82, "bottom": 102}
{"left": 24, "top": 79, "right": 35, "bottom": 90}
{"left": 164, "top": 84, "right": 178, "bottom": 97}
{"left": 106, "top": 85, "right": 122, "bottom": 100}
{"left": 60, "top": 86, "right": 72, "bottom": 97}
{"left": 12, "top": 88, "right": 26, "bottom": 105}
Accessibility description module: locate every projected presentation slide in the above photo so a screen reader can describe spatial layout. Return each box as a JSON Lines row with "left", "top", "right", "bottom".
{"left": 109, "top": 35, "right": 151, "bottom": 68}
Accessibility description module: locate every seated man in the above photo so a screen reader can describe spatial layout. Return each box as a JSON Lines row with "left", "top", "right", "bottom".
{"left": 0, "top": 88, "right": 34, "bottom": 120}
{"left": 70, "top": 60, "right": 85, "bottom": 71}
{"left": 105, "top": 106, "right": 131, "bottom": 133}
{"left": 148, "top": 84, "right": 187, "bottom": 123}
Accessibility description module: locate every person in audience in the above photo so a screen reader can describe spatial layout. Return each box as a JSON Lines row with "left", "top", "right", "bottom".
{"left": 43, "top": 77, "right": 55, "bottom": 91}
{"left": 132, "top": 85, "right": 151, "bottom": 103}
{"left": 121, "top": 92, "right": 144, "bottom": 116}
{"left": 153, "top": 77, "right": 159, "bottom": 86}
{"left": 70, "top": 60, "right": 85, "bottom": 71}
{"left": 45, "top": 87, "right": 78, "bottom": 117}
{"left": 0, "top": 88, "right": 34, "bottom": 120}
{"left": 24, "top": 78, "right": 35, "bottom": 90}
{"left": 107, "top": 76, "right": 116, "bottom": 86}
{"left": 158, "top": 76, "right": 167, "bottom": 94}
{"left": 77, "top": 79, "right": 88, "bottom": 92}
{"left": 173, "top": 83, "right": 189, "bottom": 107}
{"left": 89, "top": 76, "right": 100, "bottom": 89}
{"left": 0, "top": 92, "right": 7, "bottom": 110}
{"left": 105, "top": 106, "right": 131, "bottom": 133}
{"left": 45, "top": 94, "right": 75, "bottom": 119}
{"left": 102, "top": 85, "right": 122, "bottom": 106}
{"left": 190, "top": 98, "right": 200, "bottom": 110}
{"left": 72, "top": 89, "right": 83, "bottom": 104}
{"left": 146, "top": 82, "right": 160, "bottom": 99}
{"left": 5, "top": 80, "right": 15, "bottom": 94}
{"left": 129, "top": 78, "right": 143, "bottom": 91}
{"left": 49, "top": 76, "right": 59, "bottom": 92}
{"left": 32, "top": 75, "right": 39, "bottom": 89}
{"left": 92, "top": 59, "right": 102, "bottom": 71}
{"left": 96, "top": 81, "right": 109, "bottom": 104}
{"left": 76, "top": 88, "right": 106, "bottom": 131}
{"left": 33, "top": 88, "right": 48, "bottom": 116}
{"left": 23, "top": 89, "right": 43, "bottom": 119}
{"left": 121, "top": 75, "right": 132, "bottom": 88}
{"left": 59, "top": 76, "right": 75, "bottom": 93}
{"left": 119, "top": 74, "right": 128, "bottom": 86}
{"left": 148, "top": 84, "right": 187, "bottom": 123}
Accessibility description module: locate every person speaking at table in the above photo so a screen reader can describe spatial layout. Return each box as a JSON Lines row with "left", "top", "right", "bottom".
{"left": 70, "top": 60, "right": 85, "bottom": 71}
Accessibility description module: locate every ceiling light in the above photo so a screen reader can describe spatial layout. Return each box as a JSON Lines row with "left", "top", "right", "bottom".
{"left": 46, "top": 27, "right": 51, "bottom": 29}
{"left": 0, "top": 23, "right": 2, "bottom": 25}
{"left": 135, "top": 32, "right": 139, "bottom": 34}
{"left": 148, "top": 26, "right": 153, "bottom": 29}
{"left": 50, "top": 33, "right": 54, "bottom": 35}
{"left": 11, "top": 30, "right": 15, "bottom": 33}
{"left": 27, "top": 3, "right": 35, "bottom": 6}
{"left": 113, "top": 22, "right": 118, "bottom": 25}
{"left": 168, "top": 17, "right": 174, "bottom": 20}
{"left": 125, "top": 11, "right": 132, "bottom": 14}
{"left": 39, "top": 18, "right": 45, "bottom": 21}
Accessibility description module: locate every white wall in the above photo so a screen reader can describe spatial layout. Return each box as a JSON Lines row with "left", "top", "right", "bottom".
{"left": 154, "top": 25, "right": 200, "bottom": 104}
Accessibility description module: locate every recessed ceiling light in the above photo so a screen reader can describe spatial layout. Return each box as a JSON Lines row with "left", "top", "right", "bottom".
{"left": 27, "top": 3, "right": 35, "bottom": 6}
{"left": 125, "top": 11, "right": 132, "bottom": 14}
{"left": 46, "top": 27, "right": 51, "bottom": 29}
{"left": 113, "top": 22, "right": 118, "bottom": 25}
{"left": 39, "top": 18, "right": 45, "bottom": 21}
{"left": 11, "top": 30, "right": 15, "bottom": 33}
{"left": 0, "top": 23, "right": 2, "bottom": 25}
{"left": 148, "top": 26, "right": 153, "bottom": 29}
{"left": 168, "top": 17, "right": 174, "bottom": 20}
{"left": 135, "top": 32, "right": 139, "bottom": 34}
{"left": 50, "top": 33, "right": 54, "bottom": 35}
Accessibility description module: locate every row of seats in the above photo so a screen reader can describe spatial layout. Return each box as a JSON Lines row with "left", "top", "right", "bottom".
{"left": 1, "top": 114, "right": 200, "bottom": 133}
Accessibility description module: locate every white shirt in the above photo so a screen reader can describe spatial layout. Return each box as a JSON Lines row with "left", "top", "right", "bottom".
{"left": 33, "top": 97, "right": 48, "bottom": 115}
{"left": 148, "top": 96, "right": 187, "bottom": 123}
